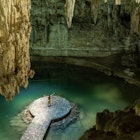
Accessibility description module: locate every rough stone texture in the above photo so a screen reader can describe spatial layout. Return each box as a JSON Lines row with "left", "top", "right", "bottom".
{"left": 131, "top": 0, "right": 140, "bottom": 35}
{"left": 0, "top": 0, "right": 34, "bottom": 100}
{"left": 134, "top": 100, "right": 140, "bottom": 116}
{"left": 20, "top": 95, "right": 71, "bottom": 140}
{"left": 51, "top": 103, "right": 79, "bottom": 130}
{"left": 31, "top": 56, "right": 140, "bottom": 87}
{"left": 79, "top": 100, "right": 140, "bottom": 140}
{"left": 115, "top": 0, "right": 121, "bottom": 5}
{"left": 65, "top": 0, "right": 76, "bottom": 28}
{"left": 30, "top": 0, "right": 140, "bottom": 57}
{"left": 10, "top": 101, "right": 79, "bottom": 137}
{"left": 91, "top": 0, "right": 100, "bottom": 24}
{"left": 1, "top": 0, "right": 140, "bottom": 100}
{"left": 29, "top": 0, "right": 140, "bottom": 85}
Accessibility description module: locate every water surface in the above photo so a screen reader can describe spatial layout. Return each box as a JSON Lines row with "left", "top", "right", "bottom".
{"left": 0, "top": 66, "right": 140, "bottom": 140}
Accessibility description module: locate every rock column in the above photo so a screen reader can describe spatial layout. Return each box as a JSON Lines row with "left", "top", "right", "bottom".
{"left": 0, "top": 0, "right": 34, "bottom": 100}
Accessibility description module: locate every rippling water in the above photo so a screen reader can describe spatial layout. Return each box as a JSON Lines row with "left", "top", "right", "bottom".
{"left": 0, "top": 65, "right": 140, "bottom": 140}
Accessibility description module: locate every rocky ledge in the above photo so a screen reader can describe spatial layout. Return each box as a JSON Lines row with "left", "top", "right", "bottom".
{"left": 79, "top": 100, "right": 140, "bottom": 140}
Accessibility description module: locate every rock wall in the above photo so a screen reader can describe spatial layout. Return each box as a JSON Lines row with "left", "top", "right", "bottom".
{"left": 79, "top": 100, "right": 140, "bottom": 140}
{"left": 30, "top": 0, "right": 140, "bottom": 58}
{"left": 0, "top": 0, "right": 34, "bottom": 100}
{"left": 1, "top": 0, "right": 140, "bottom": 100}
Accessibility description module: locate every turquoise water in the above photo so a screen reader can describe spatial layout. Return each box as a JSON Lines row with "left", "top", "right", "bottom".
{"left": 0, "top": 67, "right": 140, "bottom": 140}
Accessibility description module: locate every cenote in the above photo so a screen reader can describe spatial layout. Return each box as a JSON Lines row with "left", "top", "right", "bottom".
{"left": 0, "top": 63, "right": 140, "bottom": 140}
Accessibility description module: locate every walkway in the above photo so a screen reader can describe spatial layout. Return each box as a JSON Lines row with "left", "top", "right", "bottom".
{"left": 20, "top": 96, "right": 71, "bottom": 140}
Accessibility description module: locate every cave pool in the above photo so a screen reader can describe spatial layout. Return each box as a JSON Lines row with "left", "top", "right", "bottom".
{"left": 0, "top": 66, "right": 140, "bottom": 140}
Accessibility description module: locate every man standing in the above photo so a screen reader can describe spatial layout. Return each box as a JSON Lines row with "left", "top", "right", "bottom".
{"left": 48, "top": 95, "right": 51, "bottom": 107}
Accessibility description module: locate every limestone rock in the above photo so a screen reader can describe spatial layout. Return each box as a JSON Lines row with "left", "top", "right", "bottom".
{"left": 65, "top": 0, "right": 76, "bottom": 28}
{"left": 130, "top": 0, "right": 140, "bottom": 35}
{"left": 124, "top": 68, "right": 135, "bottom": 77}
{"left": 80, "top": 100, "right": 140, "bottom": 140}
{"left": 96, "top": 109, "right": 113, "bottom": 131}
{"left": 136, "top": 0, "right": 140, "bottom": 4}
{"left": 1, "top": 0, "right": 140, "bottom": 100}
{"left": 49, "top": 24, "right": 68, "bottom": 48}
{"left": 91, "top": 0, "right": 100, "bottom": 24}
{"left": 134, "top": 100, "right": 140, "bottom": 116}
{"left": 115, "top": 0, "right": 121, "bottom": 5}
{"left": 133, "top": 131, "right": 140, "bottom": 140}
{"left": 0, "top": 0, "right": 34, "bottom": 100}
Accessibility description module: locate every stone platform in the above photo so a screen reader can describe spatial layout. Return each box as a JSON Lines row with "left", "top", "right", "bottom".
{"left": 20, "top": 96, "right": 71, "bottom": 140}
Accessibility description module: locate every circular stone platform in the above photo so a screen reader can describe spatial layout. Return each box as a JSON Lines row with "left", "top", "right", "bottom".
{"left": 20, "top": 95, "right": 71, "bottom": 140}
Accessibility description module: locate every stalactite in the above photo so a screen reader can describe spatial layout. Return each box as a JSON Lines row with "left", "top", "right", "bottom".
{"left": 0, "top": 0, "right": 34, "bottom": 100}
{"left": 136, "top": 0, "right": 140, "bottom": 3}
{"left": 104, "top": 0, "right": 140, "bottom": 4}
{"left": 91, "top": 0, "right": 100, "bottom": 24}
{"left": 65, "top": 0, "right": 76, "bottom": 28}
{"left": 107, "top": 3, "right": 113, "bottom": 30}
{"left": 130, "top": 0, "right": 140, "bottom": 34}
{"left": 115, "top": 0, "right": 121, "bottom": 5}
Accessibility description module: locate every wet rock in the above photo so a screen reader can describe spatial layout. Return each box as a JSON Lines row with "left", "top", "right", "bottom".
{"left": 121, "top": 55, "right": 137, "bottom": 67}
{"left": 0, "top": 0, "right": 34, "bottom": 100}
{"left": 134, "top": 100, "right": 140, "bottom": 116}
{"left": 96, "top": 109, "right": 113, "bottom": 131}
{"left": 124, "top": 68, "right": 135, "bottom": 77}
{"left": 51, "top": 103, "right": 79, "bottom": 130}
{"left": 80, "top": 99, "right": 140, "bottom": 140}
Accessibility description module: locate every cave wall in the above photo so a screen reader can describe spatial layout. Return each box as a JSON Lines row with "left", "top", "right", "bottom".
{"left": 30, "top": 0, "right": 140, "bottom": 58}
{"left": 0, "top": 0, "right": 140, "bottom": 100}
{"left": 0, "top": 0, "right": 34, "bottom": 100}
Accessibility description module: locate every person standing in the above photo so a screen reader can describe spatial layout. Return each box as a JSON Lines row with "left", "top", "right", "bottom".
{"left": 48, "top": 95, "right": 51, "bottom": 107}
